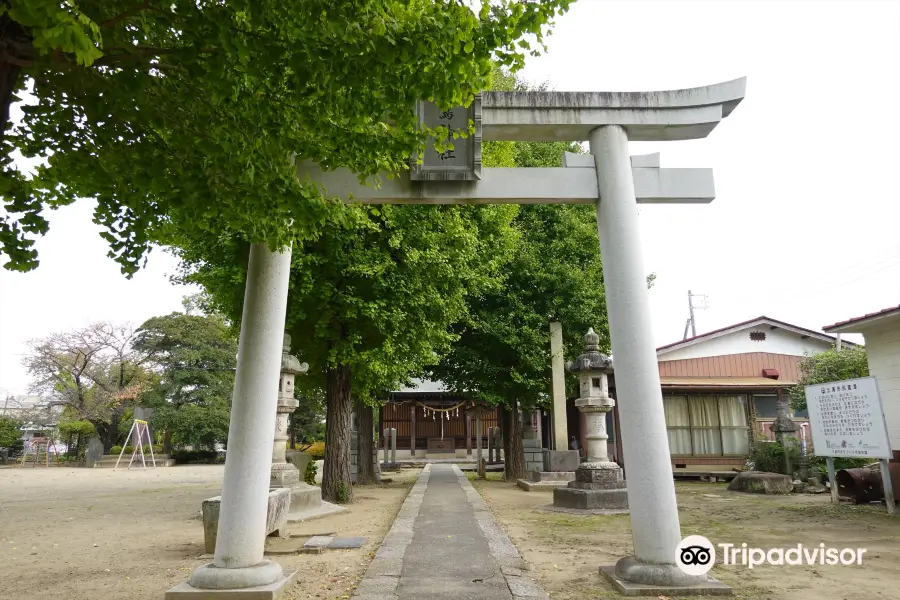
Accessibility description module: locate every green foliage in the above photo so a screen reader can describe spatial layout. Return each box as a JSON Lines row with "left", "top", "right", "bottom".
{"left": 304, "top": 460, "right": 317, "bottom": 486}
{"left": 808, "top": 455, "right": 872, "bottom": 481}
{"left": 58, "top": 419, "right": 97, "bottom": 437}
{"left": 429, "top": 67, "right": 605, "bottom": 410}
{"left": 303, "top": 441, "right": 326, "bottom": 460}
{"left": 109, "top": 441, "right": 162, "bottom": 457}
{"left": 748, "top": 441, "right": 798, "bottom": 475}
{"left": 0, "top": 415, "right": 22, "bottom": 448}
{"left": 178, "top": 202, "right": 518, "bottom": 399}
{"left": 172, "top": 449, "right": 218, "bottom": 464}
{"left": 336, "top": 481, "right": 350, "bottom": 504}
{"left": 3, "top": 1, "right": 102, "bottom": 66}
{"left": 290, "top": 393, "right": 325, "bottom": 444}
{"left": 789, "top": 346, "right": 869, "bottom": 411}
{"left": 133, "top": 312, "right": 237, "bottom": 450}
{"left": 3, "top": 0, "right": 571, "bottom": 275}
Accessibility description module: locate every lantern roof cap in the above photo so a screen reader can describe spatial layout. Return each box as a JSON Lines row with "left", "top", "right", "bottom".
{"left": 281, "top": 334, "right": 308, "bottom": 375}
{"left": 566, "top": 328, "right": 613, "bottom": 374}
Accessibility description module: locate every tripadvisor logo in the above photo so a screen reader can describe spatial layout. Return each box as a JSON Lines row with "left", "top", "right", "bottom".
{"left": 676, "top": 535, "right": 716, "bottom": 576}
{"left": 676, "top": 536, "right": 867, "bottom": 573}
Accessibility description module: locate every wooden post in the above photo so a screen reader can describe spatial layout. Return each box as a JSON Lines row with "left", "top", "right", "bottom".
{"left": 880, "top": 459, "right": 896, "bottom": 516}
{"left": 410, "top": 404, "right": 416, "bottom": 459}
{"left": 476, "top": 410, "right": 483, "bottom": 478}
{"left": 827, "top": 457, "right": 839, "bottom": 504}
{"left": 465, "top": 413, "right": 472, "bottom": 457}
{"left": 488, "top": 427, "right": 494, "bottom": 465}
{"left": 390, "top": 428, "right": 397, "bottom": 465}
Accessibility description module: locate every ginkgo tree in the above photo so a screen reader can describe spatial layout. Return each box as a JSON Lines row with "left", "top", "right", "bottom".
{"left": 1, "top": 0, "right": 571, "bottom": 273}
{"left": 176, "top": 201, "right": 519, "bottom": 502}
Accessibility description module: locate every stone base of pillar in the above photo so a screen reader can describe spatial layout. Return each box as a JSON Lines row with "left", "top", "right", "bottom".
{"left": 270, "top": 463, "right": 301, "bottom": 488}
{"left": 599, "top": 564, "right": 732, "bottom": 596}
{"left": 166, "top": 565, "right": 297, "bottom": 599}
{"left": 552, "top": 465, "right": 629, "bottom": 511}
{"left": 272, "top": 463, "right": 347, "bottom": 523}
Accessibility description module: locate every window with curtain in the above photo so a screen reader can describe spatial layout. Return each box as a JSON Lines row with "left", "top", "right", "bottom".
{"left": 718, "top": 395, "right": 749, "bottom": 455}
{"left": 690, "top": 395, "right": 722, "bottom": 455}
{"left": 663, "top": 394, "right": 751, "bottom": 456}
{"left": 664, "top": 396, "right": 692, "bottom": 455}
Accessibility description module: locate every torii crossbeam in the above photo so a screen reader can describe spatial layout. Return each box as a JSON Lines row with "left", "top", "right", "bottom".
{"left": 175, "top": 78, "right": 746, "bottom": 598}
{"left": 298, "top": 153, "right": 715, "bottom": 205}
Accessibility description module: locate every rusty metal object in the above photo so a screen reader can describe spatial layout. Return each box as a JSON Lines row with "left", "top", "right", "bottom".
{"left": 836, "top": 468, "right": 883, "bottom": 504}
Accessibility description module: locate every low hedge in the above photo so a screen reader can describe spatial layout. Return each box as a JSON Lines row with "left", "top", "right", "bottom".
{"left": 297, "top": 441, "right": 325, "bottom": 459}
{"left": 109, "top": 444, "right": 163, "bottom": 456}
{"left": 172, "top": 449, "right": 219, "bottom": 464}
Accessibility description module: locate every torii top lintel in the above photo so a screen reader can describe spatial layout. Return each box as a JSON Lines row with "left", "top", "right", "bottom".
{"left": 295, "top": 78, "right": 746, "bottom": 205}
{"left": 481, "top": 77, "right": 746, "bottom": 142}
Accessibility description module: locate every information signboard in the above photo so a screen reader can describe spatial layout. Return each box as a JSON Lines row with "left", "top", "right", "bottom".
{"left": 805, "top": 376, "right": 892, "bottom": 459}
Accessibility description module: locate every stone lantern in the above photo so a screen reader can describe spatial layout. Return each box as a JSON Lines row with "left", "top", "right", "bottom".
{"left": 553, "top": 328, "right": 628, "bottom": 511}
{"left": 571, "top": 327, "right": 617, "bottom": 469}
{"left": 270, "top": 334, "right": 308, "bottom": 488}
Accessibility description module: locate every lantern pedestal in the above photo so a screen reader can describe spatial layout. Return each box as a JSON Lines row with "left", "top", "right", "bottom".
{"left": 552, "top": 464, "right": 629, "bottom": 511}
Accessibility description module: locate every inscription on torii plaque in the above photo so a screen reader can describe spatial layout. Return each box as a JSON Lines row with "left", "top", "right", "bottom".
{"left": 409, "top": 95, "right": 482, "bottom": 181}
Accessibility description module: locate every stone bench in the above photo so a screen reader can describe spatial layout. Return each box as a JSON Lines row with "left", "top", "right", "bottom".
{"left": 202, "top": 487, "right": 291, "bottom": 554}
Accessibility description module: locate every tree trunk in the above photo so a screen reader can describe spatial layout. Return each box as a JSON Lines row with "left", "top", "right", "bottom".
{"left": 502, "top": 400, "right": 526, "bottom": 481}
{"left": 105, "top": 410, "right": 121, "bottom": 452}
{"left": 356, "top": 397, "right": 376, "bottom": 485}
{"left": 93, "top": 421, "right": 111, "bottom": 453}
{"left": 163, "top": 430, "right": 173, "bottom": 455}
{"left": 322, "top": 365, "right": 353, "bottom": 504}
{"left": 1, "top": 15, "right": 28, "bottom": 142}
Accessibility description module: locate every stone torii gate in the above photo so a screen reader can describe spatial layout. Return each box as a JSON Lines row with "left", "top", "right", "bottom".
{"left": 170, "top": 78, "right": 746, "bottom": 598}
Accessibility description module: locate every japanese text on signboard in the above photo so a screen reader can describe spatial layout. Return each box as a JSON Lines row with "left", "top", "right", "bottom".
{"left": 805, "top": 377, "right": 891, "bottom": 459}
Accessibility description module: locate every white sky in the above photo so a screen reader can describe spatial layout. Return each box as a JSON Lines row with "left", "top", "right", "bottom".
{"left": 1, "top": 0, "right": 898, "bottom": 396}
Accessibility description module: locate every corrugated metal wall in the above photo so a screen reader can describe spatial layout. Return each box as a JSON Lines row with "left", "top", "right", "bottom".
{"left": 658, "top": 352, "right": 803, "bottom": 382}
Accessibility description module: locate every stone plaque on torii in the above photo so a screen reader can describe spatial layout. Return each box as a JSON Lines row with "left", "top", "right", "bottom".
{"left": 174, "top": 78, "right": 746, "bottom": 598}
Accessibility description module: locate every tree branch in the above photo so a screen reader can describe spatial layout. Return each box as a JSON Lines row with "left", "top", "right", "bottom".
{"left": 99, "top": 1, "right": 153, "bottom": 29}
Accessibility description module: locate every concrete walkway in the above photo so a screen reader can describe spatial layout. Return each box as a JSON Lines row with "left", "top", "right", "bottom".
{"left": 354, "top": 464, "right": 548, "bottom": 600}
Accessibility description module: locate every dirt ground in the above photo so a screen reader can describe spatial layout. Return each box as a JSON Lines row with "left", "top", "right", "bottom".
{"left": 0, "top": 465, "right": 420, "bottom": 600}
{"left": 473, "top": 477, "right": 900, "bottom": 599}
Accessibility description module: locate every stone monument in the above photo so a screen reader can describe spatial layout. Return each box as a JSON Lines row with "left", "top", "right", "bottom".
{"left": 553, "top": 328, "right": 628, "bottom": 511}
{"left": 270, "top": 335, "right": 345, "bottom": 523}
{"left": 771, "top": 391, "right": 798, "bottom": 476}
{"left": 522, "top": 410, "right": 544, "bottom": 473}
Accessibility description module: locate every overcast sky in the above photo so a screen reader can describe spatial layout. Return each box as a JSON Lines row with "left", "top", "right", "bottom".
{"left": 1, "top": 0, "right": 898, "bottom": 396}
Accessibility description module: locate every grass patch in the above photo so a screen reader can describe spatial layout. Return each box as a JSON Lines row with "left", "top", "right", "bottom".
{"left": 778, "top": 501, "right": 895, "bottom": 520}
{"left": 467, "top": 471, "right": 506, "bottom": 482}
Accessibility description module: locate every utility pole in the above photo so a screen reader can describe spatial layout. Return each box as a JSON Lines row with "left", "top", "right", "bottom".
{"left": 683, "top": 290, "right": 709, "bottom": 340}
